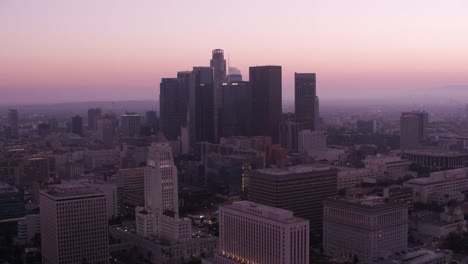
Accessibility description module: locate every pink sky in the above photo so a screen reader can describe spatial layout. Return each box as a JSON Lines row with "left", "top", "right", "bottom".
{"left": 1, "top": 0, "right": 468, "bottom": 104}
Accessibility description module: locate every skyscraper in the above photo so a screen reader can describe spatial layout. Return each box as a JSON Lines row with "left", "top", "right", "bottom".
{"left": 279, "top": 119, "right": 305, "bottom": 151}
{"left": 145, "top": 110, "right": 158, "bottom": 133}
{"left": 400, "top": 111, "right": 428, "bottom": 150}
{"left": 248, "top": 165, "right": 337, "bottom": 231}
{"left": 8, "top": 109, "right": 18, "bottom": 137}
{"left": 221, "top": 81, "right": 252, "bottom": 137}
{"left": 71, "top": 115, "right": 83, "bottom": 136}
{"left": 87, "top": 107, "right": 102, "bottom": 131}
{"left": 40, "top": 182, "right": 109, "bottom": 263}
{"left": 210, "top": 49, "right": 227, "bottom": 109}
{"left": 249, "top": 66, "right": 282, "bottom": 143}
{"left": 135, "top": 133, "right": 191, "bottom": 242}
{"left": 189, "top": 67, "right": 217, "bottom": 144}
{"left": 97, "top": 115, "right": 115, "bottom": 147}
{"left": 160, "top": 78, "right": 187, "bottom": 140}
{"left": 215, "top": 201, "right": 309, "bottom": 264}
{"left": 295, "top": 73, "right": 318, "bottom": 130}
{"left": 121, "top": 113, "right": 141, "bottom": 137}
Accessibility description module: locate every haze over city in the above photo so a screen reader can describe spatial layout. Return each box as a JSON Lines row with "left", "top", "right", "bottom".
{"left": 2, "top": 0, "right": 468, "bottom": 104}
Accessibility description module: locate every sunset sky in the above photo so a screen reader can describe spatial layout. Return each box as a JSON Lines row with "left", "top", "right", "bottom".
{"left": 1, "top": 0, "right": 468, "bottom": 104}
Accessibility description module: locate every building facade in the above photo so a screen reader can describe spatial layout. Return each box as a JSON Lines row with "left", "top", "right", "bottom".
{"left": 295, "top": 73, "right": 318, "bottom": 131}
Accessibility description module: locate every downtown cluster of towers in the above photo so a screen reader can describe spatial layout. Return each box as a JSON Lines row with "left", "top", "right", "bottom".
{"left": 159, "top": 49, "right": 320, "bottom": 146}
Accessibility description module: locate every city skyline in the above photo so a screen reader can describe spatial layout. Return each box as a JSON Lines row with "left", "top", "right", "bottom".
{"left": 2, "top": 0, "right": 468, "bottom": 104}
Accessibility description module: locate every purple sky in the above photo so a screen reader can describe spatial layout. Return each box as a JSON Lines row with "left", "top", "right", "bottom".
{"left": 1, "top": 0, "right": 468, "bottom": 104}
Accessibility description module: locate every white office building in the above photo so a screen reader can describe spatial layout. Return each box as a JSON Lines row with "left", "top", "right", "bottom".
{"left": 215, "top": 201, "right": 310, "bottom": 264}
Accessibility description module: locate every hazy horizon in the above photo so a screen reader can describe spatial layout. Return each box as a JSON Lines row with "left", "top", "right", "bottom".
{"left": 2, "top": 0, "right": 468, "bottom": 104}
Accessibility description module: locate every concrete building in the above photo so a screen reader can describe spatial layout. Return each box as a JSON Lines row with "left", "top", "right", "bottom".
{"left": 17, "top": 214, "right": 41, "bottom": 244}
{"left": 117, "top": 167, "right": 145, "bottom": 206}
{"left": 298, "top": 130, "right": 327, "bottom": 153}
{"left": 357, "top": 120, "right": 377, "bottom": 134}
{"left": 335, "top": 167, "right": 380, "bottom": 190}
{"left": 135, "top": 133, "right": 191, "bottom": 243}
{"left": 400, "top": 111, "right": 428, "bottom": 150}
{"left": 412, "top": 209, "right": 467, "bottom": 239}
{"left": 250, "top": 66, "right": 282, "bottom": 143}
{"left": 402, "top": 149, "right": 468, "bottom": 170}
{"left": 295, "top": 72, "right": 318, "bottom": 131}
{"left": 279, "top": 119, "right": 305, "bottom": 152}
{"left": 121, "top": 112, "right": 141, "bottom": 137}
{"left": 87, "top": 107, "right": 102, "bottom": 131}
{"left": 0, "top": 182, "right": 24, "bottom": 221}
{"left": 16, "top": 156, "right": 52, "bottom": 187}
{"left": 85, "top": 149, "right": 119, "bottom": 170}
{"left": 215, "top": 201, "right": 309, "bottom": 264}
{"left": 97, "top": 115, "right": 115, "bottom": 147}
{"left": 219, "top": 136, "right": 271, "bottom": 153}
{"left": 403, "top": 168, "right": 468, "bottom": 204}
{"left": 40, "top": 182, "right": 109, "bottom": 264}
{"left": 248, "top": 165, "right": 337, "bottom": 231}
{"left": 323, "top": 196, "right": 408, "bottom": 263}
{"left": 382, "top": 185, "right": 414, "bottom": 211}
{"left": 364, "top": 154, "right": 415, "bottom": 180}
{"left": 372, "top": 247, "right": 453, "bottom": 264}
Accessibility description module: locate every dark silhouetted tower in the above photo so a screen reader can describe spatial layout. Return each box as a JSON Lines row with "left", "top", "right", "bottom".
{"left": 210, "top": 49, "right": 227, "bottom": 109}
{"left": 222, "top": 81, "right": 252, "bottom": 137}
{"left": 121, "top": 113, "right": 141, "bottom": 137}
{"left": 160, "top": 77, "right": 188, "bottom": 140}
{"left": 400, "top": 111, "right": 428, "bottom": 150}
{"left": 249, "top": 66, "right": 282, "bottom": 143}
{"left": 87, "top": 108, "right": 102, "bottom": 131}
{"left": 71, "top": 116, "right": 83, "bottom": 136}
{"left": 8, "top": 109, "right": 18, "bottom": 137}
{"left": 145, "top": 111, "right": 158, "bottom": 133}
{"left": 189, "top": 67, "right": 217, "bottom": 144}
{"left": 295, "top": 73, "right": 318, "bottom": 131}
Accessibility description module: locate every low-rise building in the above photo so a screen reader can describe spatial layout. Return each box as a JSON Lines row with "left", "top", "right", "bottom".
{"left": 372, "top": 247, "right": 453, "bottom": 264}
{"left": 402, "top": 149, "right": 468, "bottom": 170}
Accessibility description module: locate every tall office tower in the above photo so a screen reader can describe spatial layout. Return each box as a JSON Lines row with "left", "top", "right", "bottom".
{"left": 295, "top": 73, "right": 318, "bottom": 130}
{"left": 145, "top": 111, "right": 158, "bottom": 132}
{"left": 121, "top": 112, "right": 141, "bottom": 137}
{"left": 400, "top": 111, "right": 429, "bottom": 150}
{"left": 71, "top": 115, "right": 83, "bottom": 136}
{"left": 97, "top": 115, "right": 115, "bottom": 147}
{"left": 40, "top": 182, "right": 109, "bottom": 264}
{"left": 8, "top": 109, "right": 18, "bottom": 137}
{"left": 221, "top": 81, "right": 252, "bottom": 137}
{"left": 160, "top": 78, "right": 186, "bottom": 140}
{"left": 227, "top": 67, "right": 242, "bottom": 82}
{"left": 215, "top": 201, "right": 310, "bottom": 264}
{"left": 357, "top": 120, "right": 377, "bottom": 134}
{"left": 279, "top": 119, "right": 305, "bottom": 151}
{"left": 210, "top": 49, "right": 227, "bottom": 109}
{"left": 248, "top": 165, "right": 337, "bottom": 231}
{"left": 189, "top": 67, "right": 217, "bottom": 144}
{"left": 135, "top": 133, "right": 191, "bottom": 242}
{"left": 323, "top": 196, "right": 408, "bottom": 263}
{"left": 250, "top": 66, "right": 282, "bottom": 143}
{"left": 87, "top": 107, "right": 102, "bottom": 131}
{"left": 16, "top": 157, "right": 50, "bottom": 187}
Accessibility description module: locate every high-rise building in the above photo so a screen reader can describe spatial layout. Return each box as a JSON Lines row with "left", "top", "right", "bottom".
{"left": 323, "top": 196, "right": 408, "bottom": 263}
{"left": 145, "top": 110, "right": 158, "bottom": 133}
{"left": 16, "top": 157, "right": 51, "bottom": 187}
{"left": 357, "top": 120, "right": 377, "bottom": 134}
{"left": 7, "top": 109, "right": 18, "bottom": 137}
{"left": 295, "top": 73, "right": 319, "bottom": 130}
{"left": 227, "top": 66, "right": 242, "bottom": 82}
{"left": 121, "top": 113, "right": 141, "bottom": 137}
{"left": 97, "top": 115, "right": 115, "bottom": 147}
{"left": 279, "top": 119, "right": 305, "bottom": 151}
{"left": 248, "top": 165, "right": 337, "bottom": 231}
{"left": 250, "top": 66, "right": 282, "bottom": 143}
{"left": 160, "top": 73, "right": 190, "bottom": 141}
{"left": 135, "top": 133, "right": 191, "bottom": 242}
{"left": 221, "top": 81, "right": 252, "bottom": 137}
{"left": 87, "top": 107, "right": 102, "bottom": 131}
{"left": 210, "top": 49, "right": 227, "bottom": 110}
{"left": 71, "top": 115, "right": 83, "bottom": 136}
{"left": 189, "top": 67, "right": 217, "bottom": 144}
{"left": 215, "top": 201, "right": 310, "bottom": 264}
{"left": 400, "top": 111, "right": 428, "bottom": 150}
{"left": 40, "top": 182, "right": 109, "bottom": 264}
{"left": 0, "top": 182, "right": 24, "bottom": 221}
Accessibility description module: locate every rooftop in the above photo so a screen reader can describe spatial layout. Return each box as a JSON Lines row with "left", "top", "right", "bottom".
{"left": 256, "top": 164, "right": 332, "bottom": 175}
{"left": 403, "top": 148, "right": 468, "bottom": 157}
{"left": 225, "top": 201, "right": 308, "bottom": 224}
{"left": 373, "top": 247, "right": 452, "bottom": 264}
